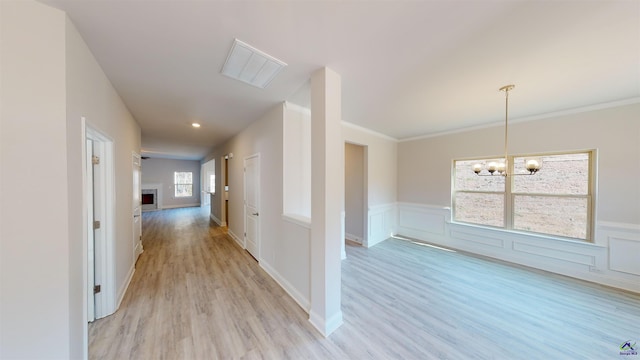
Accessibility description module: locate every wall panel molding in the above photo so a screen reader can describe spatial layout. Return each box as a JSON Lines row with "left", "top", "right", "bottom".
{"left": 597, "top": 222, "right": 640, "bottom": 276}
{"left": 451, "top": 229, "right": 504, "bottom": 248}
{"left": 367, "top": 203, "right": 396, "bottom": 247}
{"left": 512, "top": 241, "right": 595, "bottom": 266}
{"left": 395, "top": 203, "right": 449, "bottom": 243}
{"left": 395, "top": 203, "right": 640, "bottom": 293}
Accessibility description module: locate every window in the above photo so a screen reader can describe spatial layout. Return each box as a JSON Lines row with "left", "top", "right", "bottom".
{"left": 453, "top": 151, "right": 594, "bottom": 241}
{"left": 174, "top": 171, "right": 193, "bottom": 197}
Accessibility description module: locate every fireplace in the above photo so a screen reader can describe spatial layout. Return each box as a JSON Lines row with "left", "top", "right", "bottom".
{"left": 141, "top": 189, "right": 157, "bottom": 210}
{"left": 141, "top": 185, "right": 161, "bottom": 211}
{"left": 142, "top": 193, "right": 155, "bottom": 205}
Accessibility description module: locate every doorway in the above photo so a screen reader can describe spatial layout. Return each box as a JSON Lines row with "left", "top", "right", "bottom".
{"left": 133, "top": 153, "right": 143, "bottom": 260}
{"left": 201, "top": 158, "right": 215, "bottom": 208}
{"left": 224, "top": 154, "right": 230, "bottom": 227}
{"left": 84, "top": 121, "right": 117, "bottom": 326}
{"left": 344, "top": 143, "right": 367, "bottom": 249}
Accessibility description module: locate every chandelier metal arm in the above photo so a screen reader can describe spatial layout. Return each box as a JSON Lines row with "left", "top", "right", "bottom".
{"left": 500, "top": 85, "right": 513, "bottom": 177}
{"left": 472, "top": 84, "right": 541, "bottom": 177}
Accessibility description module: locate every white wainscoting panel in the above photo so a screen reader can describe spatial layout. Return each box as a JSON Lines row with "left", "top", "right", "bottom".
{"left": 367, "top": 203, "right": 396, "bottom": 247}
{"left": 609, "top": 237, "right": 640, "bottom": 275}
{"left": 395, "top": 203, "right": 449, "bottom": 243}
{"left": 450, "top": 228, "right": 504, "bottom": 249}
{"left": 599, "top": 221, "right": 640, "bottom": 276}
{"left": 512, "top": 241, "right": 595, "bottom": 266}
{"left": 395, "top": 203, "right": 640, "bottom": 293}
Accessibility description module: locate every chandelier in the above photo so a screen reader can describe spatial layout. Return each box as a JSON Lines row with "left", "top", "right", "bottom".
{"left": 473, "top": 85, "right": 541, "bottom": 176}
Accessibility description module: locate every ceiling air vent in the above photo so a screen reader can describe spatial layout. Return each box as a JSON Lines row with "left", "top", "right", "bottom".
{"left": 221, "top": 39, "right": 287, "bottom": 89}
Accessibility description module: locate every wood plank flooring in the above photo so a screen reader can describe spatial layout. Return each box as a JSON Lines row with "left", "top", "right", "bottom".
{"left": 89, "top": 207, "right": 640, "bottom": 359}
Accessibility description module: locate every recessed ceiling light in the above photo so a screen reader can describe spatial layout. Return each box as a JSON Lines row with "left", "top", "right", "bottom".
{"left": 221, "top": 39, "right": 287, "bottom": 89}
{"left": 192, "top": 123, "right": 201, "bottom": 128}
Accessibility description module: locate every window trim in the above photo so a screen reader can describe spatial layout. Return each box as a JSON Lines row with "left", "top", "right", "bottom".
{"left": 452, "top": 150, "right": 596, "bottom": 242}
{"left": 174, "top": 171, "right": 194, "bottom": 198}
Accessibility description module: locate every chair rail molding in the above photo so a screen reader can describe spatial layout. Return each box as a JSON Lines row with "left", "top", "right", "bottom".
{"left": 395, "top": 202, "right": 640, "bottom": 293}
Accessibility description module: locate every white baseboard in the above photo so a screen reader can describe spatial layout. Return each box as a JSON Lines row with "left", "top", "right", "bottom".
{"left": 228, "top": 229, "right": 244, "bottom": 248}
{"left": 260, "top": 261, "right": 310, "bottom": 313}
{"left": 210, "top": 213, "right": 222, "bottom": 226}
{"left": 162, "top": 203, "right": 201, "bottom": 209}
{"left": 116, "top": 264, "right": 135, "bottom": 310}
{"left": 309, "top": 309, "right": 343, "bottom": 337}
{"left": 345, "top": 232, "right": 362, "bottom": 244}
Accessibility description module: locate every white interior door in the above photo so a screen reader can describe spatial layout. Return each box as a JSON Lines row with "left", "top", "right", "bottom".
{"left": 85, "top": 123, "right": 117, "bottom": 325}
{"left": 86, "top": 140, "right": 96, "bottom": 322}
{"left": 244, "top": 154, "right": 260, "bottom": 260}
{"left": 133, "top": 153, "right": 142, "bottom": 260}
{"left": 92, "top": 141, "right": 106, "bottom": 319}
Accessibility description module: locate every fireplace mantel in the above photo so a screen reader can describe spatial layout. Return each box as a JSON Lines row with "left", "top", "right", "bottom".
{"left": 141, "top": 183, "right": 163, "bottom": 211}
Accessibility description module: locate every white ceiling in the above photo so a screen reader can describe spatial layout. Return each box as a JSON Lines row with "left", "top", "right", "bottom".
{"left": 42, "top": 0, "right": 640, "bottom": 160}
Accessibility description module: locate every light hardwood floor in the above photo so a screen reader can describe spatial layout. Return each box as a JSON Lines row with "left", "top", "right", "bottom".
{"left": 89, "top": 207, "right": 640, "bottom": 359}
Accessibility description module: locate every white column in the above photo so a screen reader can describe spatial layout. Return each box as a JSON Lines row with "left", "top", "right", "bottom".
{"left": 309, "top": 67, "right": 344, "bottom": 336}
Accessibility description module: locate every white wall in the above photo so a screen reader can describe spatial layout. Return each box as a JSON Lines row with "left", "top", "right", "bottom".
{"left": 343, "top": 122, "right": 398, "bottom": 247}
{"left": 396, "top": 102, "right": 640, "bottom": 292}
{"left": 201, "top": 158, "right": 215, "bottom": 206}
{"left": 345, "top": 143, "right": 365, "bottom": 242}
{"left": 1, "top": 2, "right": 71, "bottom": 357}
{"left": 66, "top": 9, "right": 142, "bottom": 326}
{"left": 203, "top": 104, "right": 314, "bottom": 309}
{"left": 283, "top": 103, "right": 312, "bottom": 219}
{"left": 141, "top": 158, "right": 201, "bottom": 208}
{"left": 0, "top": 1, "right": 142, "bottom": 357}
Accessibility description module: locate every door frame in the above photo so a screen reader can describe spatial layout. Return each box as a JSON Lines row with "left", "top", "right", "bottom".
{"left": 132, "top": 152, "right": 143, "bottom": 260}
{"left": 85, "top": 139, "right": 96, "bottom": 323}
{"left": 221, "top": 154, "right": 230, "bottom": 227}
{"left": 243, "top": 153, "right": 260, "bottom": 260}
{"left": 82, "top": 118, "right": 117, "bottom": 354}
{"left": 344, "top": 141, "right": 369, "bottom": 251}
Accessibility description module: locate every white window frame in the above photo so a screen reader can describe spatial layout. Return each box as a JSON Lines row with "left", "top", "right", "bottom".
{"left": 174, "top": 171, "right": 193, "bottom": 198}
{"left": 452, "top": 150, "right": 596, "bottom": 242}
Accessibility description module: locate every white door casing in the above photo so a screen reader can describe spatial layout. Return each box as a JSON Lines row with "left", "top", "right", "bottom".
{"left": 244, "top": 154, "right": 260, "bottom": 260}
{"left": 90, "top": 140, "right": 106, "bottom": 319}
{"left": 200, "top": 163, "right": 207, "bottom": 206}
{"left": 84, "top": 122, "right": 117, "bottom": 322}
{"left": 133, "top": 153, "right": 143, "bottom": 260}
{"left": 86, "top": 139, "right": 96, "bottom": 322}
{"left": 132, "top": 152, "right": 143, "bottom": 260}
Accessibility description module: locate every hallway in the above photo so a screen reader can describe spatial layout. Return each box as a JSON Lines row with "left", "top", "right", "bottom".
{"left": 89, "top": 207, "right": 333, "bottom": 359}
{"left": 89, "top": 207, "right": 640, "bottom": 359}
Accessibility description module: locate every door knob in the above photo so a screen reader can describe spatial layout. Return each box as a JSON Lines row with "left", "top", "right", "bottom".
{"left": 252, "top": 212, "right": 259, "bottom": 216}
